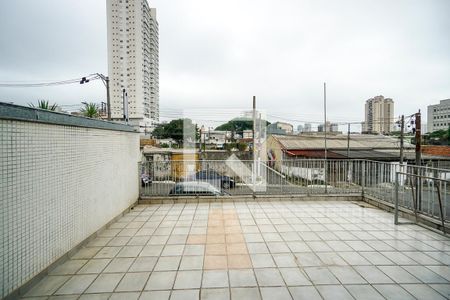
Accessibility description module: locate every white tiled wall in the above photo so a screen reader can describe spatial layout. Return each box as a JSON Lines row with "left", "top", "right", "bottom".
{"left": 0, "top": 120, "right": 140, "bottom": 297}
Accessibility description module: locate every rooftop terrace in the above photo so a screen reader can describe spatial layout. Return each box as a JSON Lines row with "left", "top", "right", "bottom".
{"left": 22, "top": 201, "right": 450, "bottom": 300}
{"left": 1, "top": 103, "right": 449, "bottom": 299}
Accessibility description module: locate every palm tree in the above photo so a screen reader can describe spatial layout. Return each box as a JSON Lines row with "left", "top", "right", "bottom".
{"left": 80, "top": 102, "right": 100, "bottom": 118}
{"left": 29, "top": 100, "right": 58, "bottom": 111}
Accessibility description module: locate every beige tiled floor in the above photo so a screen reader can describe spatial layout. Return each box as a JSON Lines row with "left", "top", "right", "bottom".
{"left": 22, "top": 201, "right": 450, "bottom": 299}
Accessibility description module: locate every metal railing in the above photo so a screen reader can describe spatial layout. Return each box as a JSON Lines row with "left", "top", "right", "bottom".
{"left": 281, "top": 159, "right": 364, "bottom": 194}
{"left": 395, "top": 171, "right": 449, "bottom": 233}
{"left": 140, "top": 160, "right": 289, "bottom": 197}
{"left": 139, "top": 159, "right": 371, "bottom": 197}
{"left": 139, "top": 158, "right": 449, "bottom": 229}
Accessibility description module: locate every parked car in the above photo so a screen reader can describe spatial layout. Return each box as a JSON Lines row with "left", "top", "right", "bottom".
{"left": 169, "top": 181, "right": 228, "bottom": 196}
{"left": 194, "top": 169, "right": 236, "bottom": 189}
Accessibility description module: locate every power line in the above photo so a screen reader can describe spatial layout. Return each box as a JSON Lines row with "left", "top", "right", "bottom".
{"left": 0, "top": 75, "right": 100, "bottom": 88}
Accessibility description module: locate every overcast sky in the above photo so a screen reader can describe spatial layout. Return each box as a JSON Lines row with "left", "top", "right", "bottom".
{"left": 0, "top": 0, "right": 449, "bottom": 129}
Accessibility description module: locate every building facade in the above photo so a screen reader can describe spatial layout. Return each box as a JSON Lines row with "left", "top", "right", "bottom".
{"left": 267, "top": 122, "right": 294, "bottom": 135}
{"left": 330, "top": 123, "right": 339, "bottom": 132}
{"left": 427, "top": 99, "right": 450, "bottom": 133}
{"left": 364, "top": 95, "right": 394, "bottom": 134}
{"left": 107, "top": 0, "right": 159, "bottom": 132}
{"left": 304, "top": 123, "right": 312, "bottom": 132}
{"left": 200, "top": 129, "right": 232, "bottom": 148}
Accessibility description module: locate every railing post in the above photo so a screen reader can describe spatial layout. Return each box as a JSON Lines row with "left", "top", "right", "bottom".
{"left": 361, "top": 161, "right": 365, "bottom": 197}
{"left": 395, "top": 171, "right": 399, "bottom": 225}
{"left": 435, "top": 180, "right": 446, "bottom": 234}
{"left": 409, "top": 175, "right": 418, "bottom": 223}
{"left": 280, "top": 165, "right": 284, "bottom": 195}
{"left": 138, "top": 161, "right": 142, "bottom": 197}
{"left": 324, "top": 159, "right": 328, "bottom": 194}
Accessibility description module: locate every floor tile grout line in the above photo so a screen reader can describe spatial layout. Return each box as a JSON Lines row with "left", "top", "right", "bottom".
{"left": 21, "top": 202, "right": 450, "bottom": 299}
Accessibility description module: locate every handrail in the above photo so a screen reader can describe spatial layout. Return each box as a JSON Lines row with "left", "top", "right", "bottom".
{"left": 394, "top": 171, "right": 448, "bottom": 234}
{"left": 395, "top": 171, "right": 450, "bottom": 182}
{"left": 363, "top": 159, "right": 450, "bottom": 172}
{"left": 155, "top": 158, "right": 450, "bottom": 173}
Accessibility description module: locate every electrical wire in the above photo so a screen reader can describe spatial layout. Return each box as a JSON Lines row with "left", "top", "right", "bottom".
{"left": 0, "top": 75, "right": 100, "bottom": 88}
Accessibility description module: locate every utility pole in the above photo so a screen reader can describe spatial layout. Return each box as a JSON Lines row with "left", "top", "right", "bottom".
{"left": 252, "top": 96, "right": 256, "bottom": 161}
{"left": 80, "top": 73, "right": 111, "bottom": 120}
{"left": 208, "top": 127, "right": 211, "bottom": 149}
{"left": 346, "top": 122, "right": 351, "bottom": 184}
{"left": 122, "top": 88, "right": 129, "bottom": 124}
{"left": 199, "top": 125, "right": 203, "bottom": 160}
{"left": 203, "top": 130, "right": 206, "bottom": 152}
{"left": 415, "top": 110, "right": 421, "bottom": 166}
{"left": 400, "top": 115, "right": 404, "bottom": 164}
{"left": 346, "top": 123, "right": 350, "bottom": 159}
{"left": 323, "top": 83, "right": 328, "bottom": 193}
{"left": 105, "top": 76, "right": 111, "bottom": 120}
{"left": 252, "top": 96, "right": 257, "bottom": 193}
{"left": 415, "top": 110, "right": 422, "bottom": 211}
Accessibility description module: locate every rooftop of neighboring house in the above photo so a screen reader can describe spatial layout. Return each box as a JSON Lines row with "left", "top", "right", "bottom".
{"left": 269, "top": 134, "right": 413, "bottom": 150}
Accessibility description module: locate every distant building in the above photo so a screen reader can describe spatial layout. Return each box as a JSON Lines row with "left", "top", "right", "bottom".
{"left": 364, "top": 95, "right": 394, "bottom": 134}
{"left": 317, "top": 123, "right": 326, "bottom": 132}
{"left": 330, "top": 123, "right": 339, "bottom": 132}
{"left": 267, "top": 122, "right": 294, "bottom": 135}
{"left": 265, "top": 134, "right": 449, "bottom": 176}
{"left": 107, "top": 0, "right": 159, "bottom": 132}
{"left": 200, "top": 129, "right": 231, "bottom": 148}
{"left": 242, "top": 130, "right": 253, "bottom": 139}
{"left": 304, "top": 123, "right": 312, "bottom": 132}
{"left": 427, "top": 99, "right": 450, "bottom": 133}
{"left": 266, "top": 134, "right": 415, "bottom": 170}
{"left": 297, "top": 124, "right": 304, "bottom": 133}
{"left": 318, "top": 121, "right": 338, "bottom": 132}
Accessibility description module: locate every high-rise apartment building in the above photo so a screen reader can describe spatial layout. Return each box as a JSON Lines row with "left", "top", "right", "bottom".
{"left": 427, "top": 99, "right": 450, "bottom": 133}
{"left": 364, "top": 95, "right": 394, "bottom": 134}
{"left": 107, "top": 0, "right": 159, "bottom": 132}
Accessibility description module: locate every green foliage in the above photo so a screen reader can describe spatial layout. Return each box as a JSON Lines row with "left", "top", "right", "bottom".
{"left": 152, "top": 118, "right": 199, "bottom": 145}
{"left": 423, "top": 128, "right": 450, "bottom": 145}
{"left": 80, "top": 102, "right": 100, "bottom": 118}
{"left": 29, "top": 100, "right": 58, "bottom": 111}
{"left": 224, "top": 142, "right": 236, "bottom": 151}
{"left": 237, "top": 142, "right": 248, "bottom": 151}
{"left": 215, "top": 118, "right": 270, "bottom": 135}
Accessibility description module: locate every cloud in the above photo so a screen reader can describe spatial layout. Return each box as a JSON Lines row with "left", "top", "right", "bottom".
{"left": 1, "top": 0, "right": 449, "bottom": 126}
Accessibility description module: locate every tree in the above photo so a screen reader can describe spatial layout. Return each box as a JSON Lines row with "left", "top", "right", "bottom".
{"left": 152, "top": 118, "right": 199, "bottom": 145}
{"left": 29, "top": 100, "right": 58, "bottom": 111}
{"left": 215, "top": 117, "right": 270, "bottom": 138}
{"left": 80, "top": 102, "right": 100, "bottom": 118}
{"left": 423, "top": 127, "right": 450, "bottom": 145}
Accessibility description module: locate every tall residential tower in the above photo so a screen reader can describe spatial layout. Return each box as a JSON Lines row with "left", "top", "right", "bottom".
{"left": 107, "top": 0, "right": 159, "bottom": 132}
{"left": 364, "top": 95, "right": 394, "bottom": 134}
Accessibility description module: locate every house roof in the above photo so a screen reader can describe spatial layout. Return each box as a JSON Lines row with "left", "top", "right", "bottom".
{"left": 284, "top": 150, "right": 345, "bottom": 158}
{"left": 284, "top": 149, "right": 401, "bottom": 160}
{"left": 332, "top": 150, "right": 399, "bottom": 159}
{"left": 271, "top": 134, "right": 414, "bottom": 150}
